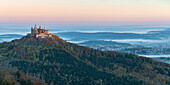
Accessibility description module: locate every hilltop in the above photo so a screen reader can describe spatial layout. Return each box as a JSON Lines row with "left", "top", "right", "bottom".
{"left": 0, "top": 26, "right": 169, "bottom": 84}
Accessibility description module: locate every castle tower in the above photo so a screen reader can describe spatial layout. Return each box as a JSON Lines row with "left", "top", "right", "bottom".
{"left": 31, "top": 27, "right": 33, "bottom": 34}
{"left": 39, "top": 26, "right": 41, "bottom": 29}
{"left": 47, "top": 29, "right": 49, "bottom": 34}
{"left": 34, "top": 24, "right": 37, "bottom": 30}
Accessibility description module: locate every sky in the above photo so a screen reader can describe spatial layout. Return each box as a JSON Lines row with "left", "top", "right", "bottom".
{"left": 1, "top": 0, "right": 170, "bottom": 26}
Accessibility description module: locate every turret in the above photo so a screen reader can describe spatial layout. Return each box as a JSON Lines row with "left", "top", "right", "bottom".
{"left": 39, "top": 26, "right": 41, "bottom": 29}
{"left": 47, "top": 29, "right": 49, "bottom": 34}
{"left": 31, "top": 27, "right": 33, "bottom": 34}
{"left": 34, "top": 24, "right": 37, "bottom": 30}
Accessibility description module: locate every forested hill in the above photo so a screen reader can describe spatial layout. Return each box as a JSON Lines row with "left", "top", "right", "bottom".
{"left": 0, "top": 67, "right": 47, "bottom": 85}
{"left": 0, "top": 34, "right": 169, "bottom": 85}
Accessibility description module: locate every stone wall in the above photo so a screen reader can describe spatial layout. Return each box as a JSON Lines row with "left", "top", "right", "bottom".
{"left": 36, "top": 34, "right": 53, "bottom": 38}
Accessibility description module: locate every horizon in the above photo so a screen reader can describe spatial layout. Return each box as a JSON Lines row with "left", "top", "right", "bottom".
{"left": 0, "top": 23, "right": 169, "bottom": 36}
{"left": 1, "top": 0, "right": 170, "bottom": 26}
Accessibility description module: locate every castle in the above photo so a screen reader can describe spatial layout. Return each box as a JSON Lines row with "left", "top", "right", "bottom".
{"left": 31, "top": 24, "right": 53, "bottom": 38}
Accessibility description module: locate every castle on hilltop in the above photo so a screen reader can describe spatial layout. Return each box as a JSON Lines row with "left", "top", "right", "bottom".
{"left": 31, "top": 24, "right": 53, "bottom": 38}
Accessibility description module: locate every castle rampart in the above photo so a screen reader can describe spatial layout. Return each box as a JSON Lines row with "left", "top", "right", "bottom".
{"left": 31, "top": 24, "right": 52, "bottom": 38}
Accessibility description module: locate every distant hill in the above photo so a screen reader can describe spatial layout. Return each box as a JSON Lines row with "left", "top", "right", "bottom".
{"left": 79, "top": 40, "right": 132, "bottom": 46}
{"left": 79, "top": 40, "right": 134, "bottom": 51}
{"left": 0, "top": 34, "right": 23, "bottom": 39}
{"left": 55, "top": 32, "right": 161, "bottom": 41}
{"left": 0, "top": 34, "right": 24, "bottom": 43}
{"left": 0, "top": 34, "right": 169, "bottom": 85}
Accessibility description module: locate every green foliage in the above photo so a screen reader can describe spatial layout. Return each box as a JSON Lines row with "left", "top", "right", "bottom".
{"left": 0, "top": 34, "right": 169, "bottom": 85}
{"left": 0, "top": 68, "right": 46, "bottom": 85}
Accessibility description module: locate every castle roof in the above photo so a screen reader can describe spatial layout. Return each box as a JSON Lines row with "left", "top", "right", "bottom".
{"left": 38, "top": 29, "right": 44, "bottom": 31}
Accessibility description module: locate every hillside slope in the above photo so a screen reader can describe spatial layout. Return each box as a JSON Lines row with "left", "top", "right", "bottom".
{"left": 0, "top": 34, "right": 169, "bottom": 85}
{"left": 0, "top": 67, "right": 47, "bottom": 85}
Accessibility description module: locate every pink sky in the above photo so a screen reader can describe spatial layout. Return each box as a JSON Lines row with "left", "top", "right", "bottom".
{"left": 1, "top": 0, "right": 170, "bottom": 25}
